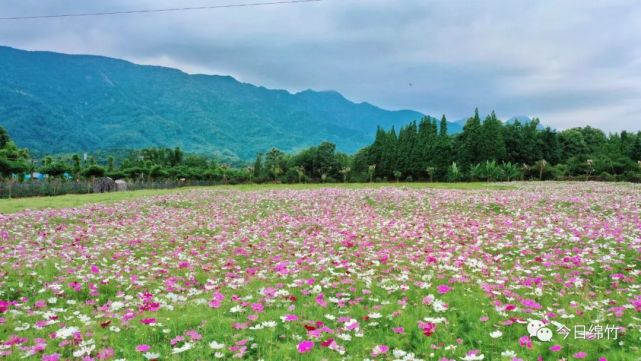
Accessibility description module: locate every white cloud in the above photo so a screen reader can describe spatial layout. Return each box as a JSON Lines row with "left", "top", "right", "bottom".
{"left": 0, "top": 0, "right": 639, "bottom": 131}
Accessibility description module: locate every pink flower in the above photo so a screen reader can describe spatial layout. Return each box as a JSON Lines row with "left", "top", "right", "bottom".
{"left": 436, "top": 284, "right": 451, "bottom": 294}
{"left": 97, "top": 348, "right": 114, "bottom": 360}
{"left": 170, "top": 335, "right": 184, "bottom": 346}
{"left": 297, "top": 340, "right": 314, "bottom": 353}
{"left": 371, "top": 344, "right": 389, "bottom": 357}
{"left": 136, "top": 345, "right": 150, "bottom": 352}
{"left": 185, "top": 330, "right": 202, "bottom": 341}
{"left": 422, "top": 295, "right": 434, "bottom": 305}
{"left": 574, "top": 352, "right": 587, "bottom": 359}
{"left": 90, "top": 265, "right": 100, "bottom": 274}
{"left": 209, "top": 291, "right": 225, "bottom": 309}
{"left": 42, "top": 354, "right": 60, "bottom": 361}
{"left": 251, "top": 303, "right": 264, "bottom": 313}
{"left": 521, "top": 299, "right": 542, "bottom": 310}
{"left": 392, "top": 326, "right": 405, "bottom": 334}
{"left": 519, "top": 335, "right": 532, "bottom": 348}
{"left": 140, "top": 318, "right": 156, "bottom": 325}
{"left": 549, "top": 344, "right": 562, "bottom": 352}
{"left": 282, "top": 314, "right": 298, "bottom": 322}
{"left": 0, "top": 300, "right": 8, "bottom": 313}
{"left": 418, "top": 321, "right": 437, "bottom": 336}
{"left": 315, "top": 293, "right": 328, "bottom": 308}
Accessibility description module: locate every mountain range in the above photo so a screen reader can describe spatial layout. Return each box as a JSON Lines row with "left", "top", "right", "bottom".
{"left": 0, "top": 46, "right": 463, "bottom": 160}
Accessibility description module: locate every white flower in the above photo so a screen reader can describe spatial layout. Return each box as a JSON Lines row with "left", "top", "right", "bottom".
{"left": 500, "top": 350, "right": 517, "bottom": 358}
{"left": 72, "top": 344, "right": 95, "bottom": 358}
{"left": 423, "top": 317, "right": 447, "bottom": 323}
{"left": 214, "top": 352, "right": 225, "bottom": 358}
{"left": 433, "top": 299, "right": 448, "bottom": 312}
{"left": 172, "top": 342, "right": 193, "bottom": 354}
{"left": 110, "top": 301, "right": 125, "bottom": 311}
{"left": 461, "top": 353, "right": 484, "bottom": 360}
{"left": 490, "top": 330, "right": 503, "bottom": 338}
{"left": 209, "top": 341, "right": 225, "bottom": 350}
{"left": 56, "top": 326, "right": 79, "bottom": 339}
{"left": 229, "top": 305, "right": 244, "bottom": 313}
{"left": 143, "top": 352, "right": 160, "bottom": 360}
{"left": 14, "top": 323, "right": 30, "bottom": 331}
{"left": 368, "top": 312, "right": 382, "bottom": 319}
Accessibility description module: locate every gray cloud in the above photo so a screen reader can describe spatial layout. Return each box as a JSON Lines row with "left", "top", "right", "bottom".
{"left": 0, "top": 0, "right": 640, "bottom": 131}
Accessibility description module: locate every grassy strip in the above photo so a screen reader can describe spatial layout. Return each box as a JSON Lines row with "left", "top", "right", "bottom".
{"left": 0, "top": 182, "right": 513, "bottom": 214}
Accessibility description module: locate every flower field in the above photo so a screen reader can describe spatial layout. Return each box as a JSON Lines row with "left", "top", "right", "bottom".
{"left": 1, "top": 183, "right": 640, "bottom": 361}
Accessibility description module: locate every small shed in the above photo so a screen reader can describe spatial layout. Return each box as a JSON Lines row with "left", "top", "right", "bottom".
{"left": 115, "top": 179, "right": 128, "bottom": 192}
{"left": 93, "top": 177, "right": 116, "bottom": 193}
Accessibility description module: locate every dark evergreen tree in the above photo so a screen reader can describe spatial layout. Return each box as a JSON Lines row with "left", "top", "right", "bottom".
{"left": 480, "top": 111, "right": 506, "bottom": 161}
{"left": 630, "top": 136, "right": 641, "bottom": 162}
{"left": 458, "top": 108, "right": 483, "bottom": 167}
{"left": 253, "top": 153, "right": 264, "bottom": 179}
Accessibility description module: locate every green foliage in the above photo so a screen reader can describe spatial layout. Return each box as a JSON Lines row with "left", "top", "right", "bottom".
{"left": 81, "top": 164, "right": 106, "bottom": 178}
{"left": 357, "top": 110, "right": 641, "bottom": 183}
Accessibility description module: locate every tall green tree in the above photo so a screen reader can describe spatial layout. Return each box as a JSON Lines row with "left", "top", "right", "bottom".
{"left": 479, "top": 111, "right": 506, "bottom": 161}
{"left": 458, "top": 108, "right": 483, "bottom": 167}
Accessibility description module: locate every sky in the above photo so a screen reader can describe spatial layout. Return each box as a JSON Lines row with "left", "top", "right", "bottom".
{"left": 0, "top": 0, "right": 640, "bottom": 132}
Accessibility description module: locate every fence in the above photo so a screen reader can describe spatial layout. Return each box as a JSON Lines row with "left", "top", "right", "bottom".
{"left": 0, "top": 180, "right": 222, "bottom": 199}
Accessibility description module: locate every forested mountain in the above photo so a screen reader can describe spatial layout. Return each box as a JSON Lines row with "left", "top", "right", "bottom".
{"left": 0, "top": 45, "right": 446, "bottom": 160}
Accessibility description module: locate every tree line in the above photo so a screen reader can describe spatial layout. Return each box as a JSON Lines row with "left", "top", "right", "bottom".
{"left": 352, "top": 109, "right": 641, "bottom": 182}
{"left": 2, "top": 108, "right": 641, "bottom": 197}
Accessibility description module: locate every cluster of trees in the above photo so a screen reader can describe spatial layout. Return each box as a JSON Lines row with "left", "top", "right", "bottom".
{"left": 2, "top": 107, "right": 641, "bottom": 195}
{"left": 35, "top": 147, "right": 252, "bottom": 184}
{"left": 252, "top": 142, "right": 351, "bottom": 183}
{"left": 0, "top": 127, "right": 30, "bottom": 180}
{"left": 351, "top": 109, "right": 641, "bottom": 182}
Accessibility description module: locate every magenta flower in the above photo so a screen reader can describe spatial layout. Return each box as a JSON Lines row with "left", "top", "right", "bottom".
{"left": 140, "top": 318, "right": 156, "bottom": 325}
{"left": 315, "top": 293, "right": 328, "bottom": 308}
{"left": 519, "top": 335, "right": 532, "bottom": 348}
{"left": 574, "top": 352, "right": 587, "bottom": 359}
{"left": 209, "top": 291, "right": 225, "bottom": 309}
{"left": 282, "top": 314, "right": 298, "bottom": 322}
{"left": 297, "top": 340, "right": 314, "bottom": 353}
{"left": 521, "top": 299, "right": 542, "bottom": 310}
{"left": 418, "top": 321, "right": 437, "bottom": 336}
{"left": 251, "top": 303, "right": 264, "bottom": 313}
{"left": 136, "top": 344, "right": 150, "bottom": 352}
{"left": 0, "top": 300, "right": 8, "bottom": 313}
{"left": 42, "top": 355, "right": 60, "bottom": 361}
{"left": 549, "top": 344, "right": 562, "bottom": 352}
{"left": 437, "top": 284, "right": 451, "bottom": 294}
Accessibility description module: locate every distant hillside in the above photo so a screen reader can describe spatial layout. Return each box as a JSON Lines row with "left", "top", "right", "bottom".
{"left": 0, "top": 46, "right": 460, "bottom": 159}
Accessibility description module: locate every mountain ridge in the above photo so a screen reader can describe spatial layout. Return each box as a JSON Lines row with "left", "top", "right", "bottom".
{"left": 0, "top": 45, "right": 454, "bottom": 159}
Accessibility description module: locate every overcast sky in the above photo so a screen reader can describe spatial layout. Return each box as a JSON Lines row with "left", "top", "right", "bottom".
{"left": 1, "top": 0, "right": 640, "bottom": 131}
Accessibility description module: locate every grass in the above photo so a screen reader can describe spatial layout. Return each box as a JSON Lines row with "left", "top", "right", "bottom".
{"left": 0, "top": 182, "right": 513, "bottom": 214}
